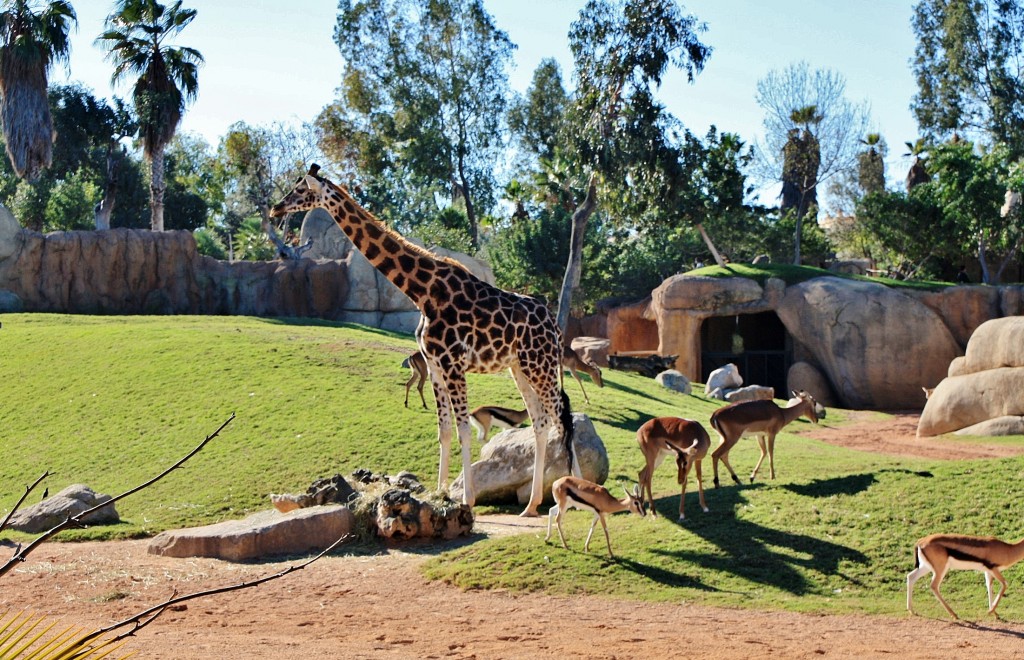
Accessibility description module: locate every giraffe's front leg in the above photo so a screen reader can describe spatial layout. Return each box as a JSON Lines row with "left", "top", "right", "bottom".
{"left": 428, "top": 366, "right": 454, "bottom": 493}
{"left": 445, "top": 374, "right": 475, "bottom": 508}
{"left": 510, "top": 364, "right": 548, "bottom": 517}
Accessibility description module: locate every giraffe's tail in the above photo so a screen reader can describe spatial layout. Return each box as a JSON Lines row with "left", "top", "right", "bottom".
{"left": 560, "top": 389, "right": 576, "bottom": 475}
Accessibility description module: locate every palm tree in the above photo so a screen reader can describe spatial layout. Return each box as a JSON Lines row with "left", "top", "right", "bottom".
{"left": 96, "top": 0, "right": 202, "bottom": 231}
{"left": 0, "top": 0, "right": 76, "bottom": 181}
{"left": 857, "top": 132, "right": 885, "bottom": 195}
{"left": 783, "top": 104, "right": 822, "bottom": 264}
{"left": 904, "top": 138, "right": 930, "bottom": 191}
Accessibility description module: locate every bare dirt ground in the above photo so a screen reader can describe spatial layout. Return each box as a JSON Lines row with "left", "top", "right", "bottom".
{"left": 5, "top": 413, "right": 1024, "bottom": 659}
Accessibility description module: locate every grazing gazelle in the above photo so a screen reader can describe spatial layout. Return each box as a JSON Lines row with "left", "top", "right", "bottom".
{"left": 636, "top": 417, "right": 710, "bottom": 521}
{"left": 709, "top": 390, "right": 820, "bottom": 488}
{"left": 545, "top": 476, "right": 646, "bottom": 559}
{"left": 907, "top": 533, "right": 1024, "bottom": 619}
{"left": 402, "top": 351, "right": 429, "bottom": 409}
{"left": 469, "top": 405, "right": 530, "bottom": 443}
{"left": 562, "top": 346, "right": 603, "bottom": 404}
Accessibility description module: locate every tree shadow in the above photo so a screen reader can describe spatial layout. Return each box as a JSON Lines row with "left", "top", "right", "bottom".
{"left": 615, "top": 556, "right": 718, "bottom": 591}
{"left": 653, "top": 486, "right": 868, "bottom": 596}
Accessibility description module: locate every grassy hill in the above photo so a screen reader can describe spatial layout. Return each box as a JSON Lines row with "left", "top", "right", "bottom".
{"left": 2, "top": 313, "right": 1022, "bottom": 619}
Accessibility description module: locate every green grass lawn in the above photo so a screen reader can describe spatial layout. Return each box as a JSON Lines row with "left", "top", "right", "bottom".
{"left": 2, "top": 313, "right": 1022, "bottom": 620}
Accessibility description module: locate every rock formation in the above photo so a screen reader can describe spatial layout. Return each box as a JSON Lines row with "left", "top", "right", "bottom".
{"left": 6, "top": 484, "right": 119, "bottom": 534}
{"left": 451, "top": 414, "right": 609, "bottom": 505}
{"left": 919, "top": 317, "right": 1024, "bottom": 436}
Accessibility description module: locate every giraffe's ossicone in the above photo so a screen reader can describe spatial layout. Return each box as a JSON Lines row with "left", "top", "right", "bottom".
{"left": 270, "top": 165, "right": 579, "bottom": 516}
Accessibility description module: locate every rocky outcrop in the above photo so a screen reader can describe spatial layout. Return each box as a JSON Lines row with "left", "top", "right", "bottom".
{"left": 954, "top": 415, "right": 1024, "bottom": 436}
{"left": 705, "top": 363, "right": 742, "bottom": 396}
{"left": 375, "top": 489, "right": 473, "bottom": 541}
{"left": 148, "top": 505, "right": 354, "bottom": 561}
{"left": 776, "top": 277, "right": 961, "bottom": 409}
{"left": 919, "top": 317, "right": 1024, "bottom": 436}
{"left": 451, "top": 414, "right": 609, "bottom": 505}
{"left": 0, "top": 208, "right": 489, "bottom": 334}
{"left": 6, "top": 484, "right": 119, "bottom": 534}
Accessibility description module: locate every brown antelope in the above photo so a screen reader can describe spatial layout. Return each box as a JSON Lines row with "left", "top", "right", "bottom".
{"left": 469, "top": 405, "right": 530, "bottom": 443}
{"left": 636, "top": 417, "right": 710, "bottom": 521}
{"left": 562, "top": 346, "right": 603, "bottom": 404}
{"left": 401, "top": 351, "right": 429, "bottom": 409}
{"left": 546, "top": 476, "right": 646, "bottom": 559}
{"left": 709, "top": 390, "right": 820, "bottom": 488}
{"left": 907, "top": 533, "right": 1024, "bottom": 619}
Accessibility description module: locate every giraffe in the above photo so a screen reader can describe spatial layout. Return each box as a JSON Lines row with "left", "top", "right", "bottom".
{"left": 270, "top": 165, "right": 578, "bottom": 516}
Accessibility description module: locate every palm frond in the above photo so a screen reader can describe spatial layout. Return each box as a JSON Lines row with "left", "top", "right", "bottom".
{"left": 0, "top": 610, "right": 132, "bottom": 659}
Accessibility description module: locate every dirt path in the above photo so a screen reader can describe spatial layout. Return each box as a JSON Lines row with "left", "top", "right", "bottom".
{"left": 5, "top": 413, "right": 1024, "bottom": 659}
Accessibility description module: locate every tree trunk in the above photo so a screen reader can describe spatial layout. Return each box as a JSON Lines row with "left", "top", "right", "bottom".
{"left": 794, "top": 214, "right": 803, "bottom": 265}
{"left": 149, "top": 143, "right": 166, "bottom": 231}
{"left": 696, "top": 223, "right": 727, "bottom": 267}
{"left": 456, "top": 153, "right": 477, "bottom": 248}
{"left": 556, "top": 173, "right": 598, "bottom": 334}
{"left": 977, "top": 231, "right": 992, "bottom": 284}
{"left": 94, "top": 144, "right": 121, "bottom": 230}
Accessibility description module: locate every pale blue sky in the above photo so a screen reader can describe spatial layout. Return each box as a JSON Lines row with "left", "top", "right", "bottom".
{"left": 58, "top": 1, "right": 920, "bottom": 203}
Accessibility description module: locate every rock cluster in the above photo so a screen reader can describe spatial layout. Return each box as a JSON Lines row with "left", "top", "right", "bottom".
{"left": 918, "top": 317, "right": 1024, "bottom": 436}
{"left": 6, "top": 484, "right": 119, "bottom": 534}
{"left": 374, "top": 488, "right": 473, "bottom": 541}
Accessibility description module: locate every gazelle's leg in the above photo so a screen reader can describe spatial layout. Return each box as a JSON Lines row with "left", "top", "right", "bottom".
{"left": 713, "top": 442, "right": 741, "bottom": 487}
{"left": 929, "top": 568, "right": 959, "bottom": 619}
{"left": 598, "top": 514, "right": 614, "bottom": 559}
{"left": 545, "top": 504, "right": 558, "bottom": 542}
{"left": 555, "top": 506, "right": 569, "bottom": 549}
{"left": 694, "top": 459, "right": 709, "bottom": 513}
{"left": 751, "top": 434, "right": 768, "bottom": 482}
{"left": 906, "top": 558, "right": 929, "bottom": 613}
{"left": 988, "top": 568, "right": 1009, "bottom": 614}
{"left": 677, "top": 457, "right": 689, "bottom": 521}
{"left": 767, "top": 433, "right": 777, "bottom": 479}
{"left": 571, "top": 371, "right": 590, "bottom": 404}
{"left": 584, "top": 513, "right": 600, "bottom": 553}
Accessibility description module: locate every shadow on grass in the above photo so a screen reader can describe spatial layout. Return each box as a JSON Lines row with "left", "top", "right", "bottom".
{"left": 651, "top": 486, "right": 868, "bottom": 596}
{"left": 782, "top": 473, "right": 878, "bottom": 498}
{"left": 615, "top": 556, "right": 717, "bottom": 591}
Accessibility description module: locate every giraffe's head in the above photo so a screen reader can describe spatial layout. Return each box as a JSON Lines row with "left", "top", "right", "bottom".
{"left": 269, "top": 164, "right": 330, "bottom": 217}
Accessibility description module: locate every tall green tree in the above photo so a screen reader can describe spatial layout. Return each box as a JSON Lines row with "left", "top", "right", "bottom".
{"left": 554, "top": 0, "right": 710, "bottom": 331}
{"left": 324, "top": 0, "right": 513, "bottom": 247}
{"left": 912, "top": 0, "right": 1024, "bottom": 153}
{"left": 96, "top": 0, "right": 203, "bottom": 231}
{"left": 507, "top": 58, "right": 569, "bottom": 166}
{"left": 755, "top": 62, "right": 871, "bottom": 264}
{"left": 0, "top": 0, "right": 75, "bottom": 181}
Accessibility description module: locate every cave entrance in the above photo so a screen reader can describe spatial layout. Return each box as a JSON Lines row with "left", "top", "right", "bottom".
{"left": 700, "top": 311, "right": 792, "bottom": 397}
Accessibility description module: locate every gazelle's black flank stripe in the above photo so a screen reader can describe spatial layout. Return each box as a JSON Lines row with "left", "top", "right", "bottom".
{"left": 491, "top": 409, "right": 521, "bottom": 427}
{"left": 946, "top": 545, "right": 999, "bottom": 569}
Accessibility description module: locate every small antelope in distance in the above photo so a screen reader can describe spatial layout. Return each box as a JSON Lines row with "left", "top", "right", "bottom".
{"left": 562, "top": 346, "right": 603, "bottom": 404}
{"left": 469, "top": 405, "right": 530, "bottom": 443}
{"left": 907, "top": 533, "right": 1024, "bottom": 619}
{"left": 709, "top": 390, "right": 820, "bottom": 488}
{"left": 402, "top": 351, "right": 429, "bottom": 409}
{"left": 546, "top": 476, "right": 646, "bottom": 559}
{"left": 636, "top": 417, "right": 710, "bottom": 521}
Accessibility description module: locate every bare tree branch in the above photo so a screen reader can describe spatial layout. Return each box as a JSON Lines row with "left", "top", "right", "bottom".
{"left": 0, "top": 471, "right": 49, "bottom": 535}
{"left": 0, "top": 414, "right": 235, "bottom": 578}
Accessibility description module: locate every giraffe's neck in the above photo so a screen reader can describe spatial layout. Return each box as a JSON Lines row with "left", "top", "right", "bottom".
{"left": 323, "top": 184, "right": 455, "bottom": 310}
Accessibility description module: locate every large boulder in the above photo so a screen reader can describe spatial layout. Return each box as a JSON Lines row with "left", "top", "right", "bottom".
{"left": 6, "top": 484, "right": 118, "bottom": 533}
{"left": 724, "top": 385, "right": 774, "bottom": 403}
{"left": 918, "top": 367, "right": 1024, "bottom": 436}
{"left": 655, "top": 369, "right": 692, "bottom": 395}
{"left": 908, "top": 285, "right": 1001, "bottom": 348}
{"left": 776, "top": 277, "right": 961, "bottom": 409}
{"left": 148, "top": 505, "right": 354, "bottom": 561}
{"left": 919, "top": 317, "right": 1024, "bottom": 436}
{"left": 704, "top": 363, "right": 742, "bottom": 395}
{"left": 957, "top": 316, "right": 1024, "bottom": 375}
{"left": 787, "top": 361, "right": 838, "bottom": 408}
{"left": 954, "top": 415, "right": 1024, "bottom": 436}
{"left": 0, "top": 204, "right": 18, "bottom": 260}
{"left": 653, "top": 275, "right": 764, "bottom": 312}
{"left": 450, "top": 413, "right": 609, "bottom": 505}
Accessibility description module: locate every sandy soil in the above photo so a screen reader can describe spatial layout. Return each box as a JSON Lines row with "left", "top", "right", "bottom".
{"left": 5, "top": 413, "right": 1024, "bottom": 659}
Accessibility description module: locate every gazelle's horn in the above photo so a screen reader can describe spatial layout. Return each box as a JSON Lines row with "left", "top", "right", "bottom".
{"left": 308, "top": 163, "right": 321, "bottom": 176}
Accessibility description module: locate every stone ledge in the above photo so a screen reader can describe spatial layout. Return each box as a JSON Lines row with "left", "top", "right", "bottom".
{"left": 147, "top": 505, "right": 354, "bottom": 561}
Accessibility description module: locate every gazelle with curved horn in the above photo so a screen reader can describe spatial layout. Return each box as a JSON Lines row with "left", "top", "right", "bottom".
{"left": 545, "top": 476, "right": 646, "bottom": 559}
{"left": 635, "top": 417, "right": 710, "bottom": 521}
{"left": 907, "top": 532, "right": 1024, "bottom": 619}
{"left": 709, "top": 390, "right": 819, "bottom": 488}
{"left": 562, "top": 346, "right": 603, "bottom": 404}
